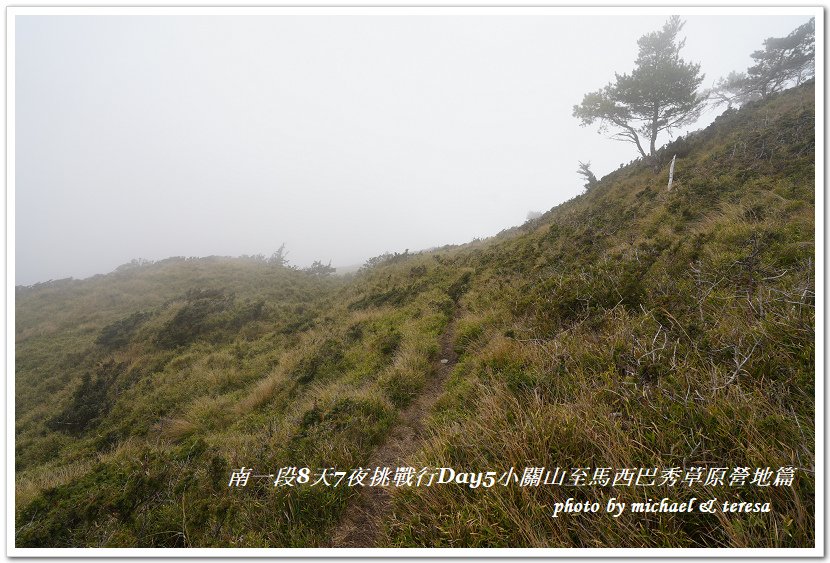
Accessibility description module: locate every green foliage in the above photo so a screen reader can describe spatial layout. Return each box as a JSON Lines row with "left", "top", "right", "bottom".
{"left": 576, "top": 160, "right": 598, "bottom": 190}
{"left": 155, "top": 288, "right": 235, "bottom": 349}
{"left": 96, "top": 311, "right": 152, "bottom": 349}
{"left": 454, "top": 318, "right": 485, "bottom": 354}
{"left": 447, "top": 270, "right": 473, "bottom": 302}
{"left": 296, "top": 397, "right": 391, "bottom": 441}
{"left": 573, "top": 16, "right": 705, "bottom": 160}
{"left": 348, "top": 282, "right": 423, "bottom": 311}
{"left": 303, "top": 260, "right": 336, "bottom": 277}
{"left": 707, "top": 71, "right": 759, "bottom": 110}
{"left": 360, "top": 249, "right": 411, "bottom": 272}
{"left": 293, "top": 339, "right": 346, "bottom": 384}
{"left": 46, "top": 359, "right": 123, "bottom": 436}
{"left": 268, "top": 243, "right": 290, "bottom": 267}
{"left": 710, "top": 19, "right": 815, "bottom": 110}
{"left": 377, "top": 328, "right": 403, "bottom": 358}
{"left": 745, "top": 19, "right": 815, "bottom": 97}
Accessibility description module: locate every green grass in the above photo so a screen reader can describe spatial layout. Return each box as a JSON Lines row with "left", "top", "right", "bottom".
{"left": 15, "top": 82, "right": 815, "bottom": 548}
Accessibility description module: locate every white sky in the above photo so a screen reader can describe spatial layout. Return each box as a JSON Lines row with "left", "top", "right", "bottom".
{"left": 13, "top": 10, "right": 816, "bottom": 285}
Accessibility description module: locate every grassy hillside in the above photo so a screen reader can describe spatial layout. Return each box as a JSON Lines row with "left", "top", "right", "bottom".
{"left": 15, "top": 82, "right": 815, "bottom": 548}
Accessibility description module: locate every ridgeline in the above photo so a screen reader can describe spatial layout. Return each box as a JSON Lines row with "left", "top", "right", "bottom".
{"left": 16, "top": 82, "right": 815, "bottom": 548}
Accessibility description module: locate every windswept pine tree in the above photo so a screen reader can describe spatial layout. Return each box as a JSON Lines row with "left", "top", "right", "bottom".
{"left": 708, "top": 19, "right": 815, "bottom": 110}
{"left": 573, "top": 16, "right": 706, "bottom": 162}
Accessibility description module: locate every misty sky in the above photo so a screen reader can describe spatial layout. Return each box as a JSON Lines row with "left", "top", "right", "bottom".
{"left": 14, "top": 10, "right": 816, "bottom": 285}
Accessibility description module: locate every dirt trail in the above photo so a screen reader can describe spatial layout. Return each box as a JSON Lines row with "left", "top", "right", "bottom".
{"left": 327, "top": 308, "right": 460, "bottom": 548}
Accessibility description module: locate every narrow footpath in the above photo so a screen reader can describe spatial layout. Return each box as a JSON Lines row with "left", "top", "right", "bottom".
{"left": 327, "top": 308, "right": 460, "bottom": 547}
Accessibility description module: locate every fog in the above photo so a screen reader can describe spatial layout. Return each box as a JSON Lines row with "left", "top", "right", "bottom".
{"left": 14, "top": 10, "right": 815, "bottom": 285}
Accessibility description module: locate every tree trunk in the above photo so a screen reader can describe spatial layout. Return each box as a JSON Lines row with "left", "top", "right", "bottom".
{"left": 649, "top": 103, "right": 659, "bottom": 157}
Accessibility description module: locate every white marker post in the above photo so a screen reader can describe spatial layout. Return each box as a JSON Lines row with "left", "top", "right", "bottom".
{"left": 667, "top": 154, "right": 676, "bottom": 191}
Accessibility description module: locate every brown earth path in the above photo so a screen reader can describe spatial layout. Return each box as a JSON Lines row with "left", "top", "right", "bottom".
{"left": 326, "top": 308, "right": 460, "bottom": 548}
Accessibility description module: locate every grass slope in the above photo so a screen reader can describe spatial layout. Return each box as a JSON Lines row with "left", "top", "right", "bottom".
{"left": 15, "top": 82, "right": 815, "bottom": 548}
